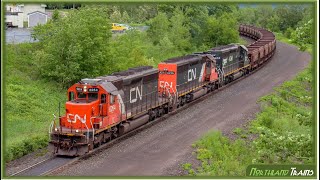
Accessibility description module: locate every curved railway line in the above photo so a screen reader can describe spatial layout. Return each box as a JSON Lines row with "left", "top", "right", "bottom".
{"left": 10, "top": 24, "right": 276, "bottom": 176}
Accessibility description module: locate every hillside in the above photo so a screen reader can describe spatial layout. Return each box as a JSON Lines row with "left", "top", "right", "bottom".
{"left": 4, "top": 43, "right": 65, "bottom": 161}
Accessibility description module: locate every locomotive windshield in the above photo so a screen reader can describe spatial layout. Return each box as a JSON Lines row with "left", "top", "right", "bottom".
{"left": 77, "top": 92, "right": 98, "bottom": 99}
{"left": 69, "top": 92, "right": 99, "bottom": 103}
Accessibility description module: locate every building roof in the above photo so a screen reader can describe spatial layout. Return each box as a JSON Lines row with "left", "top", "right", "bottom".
{"left": 27, "top": 11, "right": 47, "bottom": 16}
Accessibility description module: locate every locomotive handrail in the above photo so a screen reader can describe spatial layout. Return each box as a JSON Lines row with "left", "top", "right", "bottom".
{"left": 48, "top": 114, "right": 56, "bottom": 140}
{"left": 90, "top": 117, "right": 94, "bottom": 142}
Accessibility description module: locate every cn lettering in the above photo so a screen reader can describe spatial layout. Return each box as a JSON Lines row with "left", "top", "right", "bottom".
{"left": 188, "top": 68, "right": 197, "bottom": 81}
{"left": 160, "top": 81, "right": 173, "bottom": 88}
{"left": 130, "top": 86, "right": 142, "bottom": 103}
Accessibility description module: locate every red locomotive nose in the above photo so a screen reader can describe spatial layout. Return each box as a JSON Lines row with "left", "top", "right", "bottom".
{"left": 64, "top": 101, "right": 98, "bottom": 130}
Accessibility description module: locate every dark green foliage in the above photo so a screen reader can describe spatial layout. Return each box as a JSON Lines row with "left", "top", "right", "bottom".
{"left": 207, "top": 4, "right": 238, "bottom": 17}
{"left": 147, "top": 12, "right": 170, "bottom": 45}
{"left": 32, "top": 7, "right": 112, "bottom": 87}
{"left": 202, "top": 13, "right": 239, "bottom": 47}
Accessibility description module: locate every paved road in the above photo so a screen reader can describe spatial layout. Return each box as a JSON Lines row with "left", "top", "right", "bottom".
{"left": 5, "top": 28, "right": 37, "bottom": 44}
{"left": 53, "top": 41, "right": 310, "bottom": 176}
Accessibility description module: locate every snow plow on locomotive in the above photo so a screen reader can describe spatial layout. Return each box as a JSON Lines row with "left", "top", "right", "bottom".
{"left": 49, "top": 24, "right": 276, "bottom": 156}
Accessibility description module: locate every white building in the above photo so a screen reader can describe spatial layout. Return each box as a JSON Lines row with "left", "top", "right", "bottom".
{"left": 5, "top": 4, "right": 47, "bottom": 28}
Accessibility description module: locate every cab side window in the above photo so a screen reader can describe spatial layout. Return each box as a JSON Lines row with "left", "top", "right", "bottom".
{"left": 69, "top": 92, "right": 75, "bottom": 101}
{"left": 110, "top": 95, "right": 115, "bottom": 105}
{"left": 101, "top": 94, "right": 106, "bottom": 104}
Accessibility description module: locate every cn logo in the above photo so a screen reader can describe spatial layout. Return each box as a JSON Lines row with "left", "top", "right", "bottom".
{"left": 188, "top": 68, "right": 197, "bottom": 82}
{"left": 130, "top": 86, "right": 142, "bottom": 103}
{"left": 67, "top": 114, "right": 86, "bottom": 123}
{"left": 160, "top": 81, "right": 173, "bottom": 88}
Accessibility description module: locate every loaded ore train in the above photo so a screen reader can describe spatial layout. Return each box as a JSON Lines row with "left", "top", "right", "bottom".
{"left": 49, "top": 25, "right": 276, "bottom": 156}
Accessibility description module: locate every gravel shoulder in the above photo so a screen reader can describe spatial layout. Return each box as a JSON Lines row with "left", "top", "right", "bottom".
{"left": 51, "top": 41, "right": 311, "bottom": 176}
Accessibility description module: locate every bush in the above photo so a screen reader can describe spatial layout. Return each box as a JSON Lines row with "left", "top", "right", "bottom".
{"left": 6, "top": 136, "right": 49, "bottom": 162}
{"left": 32, "top": 7, "right": 113, "bottom": 87}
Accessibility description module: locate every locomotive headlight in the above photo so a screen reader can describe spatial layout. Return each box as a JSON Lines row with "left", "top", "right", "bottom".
{"left": 83, "top": 86, "right": 87, "bottom": 92}
{"left": 55, "top": 128, "right": 58, "bottom": 131}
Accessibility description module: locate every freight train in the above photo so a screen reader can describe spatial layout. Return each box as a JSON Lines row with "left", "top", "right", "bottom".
{"left": 49, "top": 25, "right": 276, "bottom": 156}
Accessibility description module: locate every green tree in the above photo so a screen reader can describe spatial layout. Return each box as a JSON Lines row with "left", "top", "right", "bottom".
{"left": 110, "top": 7, "right": 122, "bottom": 22}
{"left": 234, "top": 6, "right": 256, "bottom": 25}
{"left": 255, "top": 5, "right": 273, "bottom": 28}
{"left": 32, "top": 7, "right": 112, "bottom": 87}
{"left": 168, "top": 8, "right": 192, "bottom": 52}
{"left": 274, "top": 5, "right": 305, "bottom": 32}
{"left": 184, "top": 5, "right": 209, "bottom": 47}
{"left": 202, "top": 13, "right": 239, "bottom": 47}
{"left": 51, "top": 9, "right": 61, "bottom": 22}
{"left": 147, "top": 12, "right": 170, "bottom": 45}
{"left": 207, "top": 4, "right": 238, "bottom": 17}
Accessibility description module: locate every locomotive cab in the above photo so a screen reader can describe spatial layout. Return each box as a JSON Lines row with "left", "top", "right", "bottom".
{"left": 49, "top": 78, "right": 123, "bottom": 156}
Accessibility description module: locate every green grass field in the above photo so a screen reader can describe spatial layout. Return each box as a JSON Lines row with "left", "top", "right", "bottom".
{"left": 4, "top": 43, "right": 66, "bottom": 162}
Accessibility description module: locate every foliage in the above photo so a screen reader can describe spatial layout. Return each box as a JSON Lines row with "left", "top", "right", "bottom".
{"left": 147, "top": 12, "right": 170, "bottom": 45}
{"left": 183, "top": 131, "right": 256, "bottom": 176}
{"left": 201, "top": 13, "right": 239, "bottom": 47}
{"left": 109, "top": 30, "right": 155, "bottom": 71}
{"left": 291, "top": 19, "right": 313, "bottom": 47}
{"left": 51, "top": 9, "right": 61, "bottom": 22}
{"left": 32, "top": 7, "right": 112, "bottom": 87}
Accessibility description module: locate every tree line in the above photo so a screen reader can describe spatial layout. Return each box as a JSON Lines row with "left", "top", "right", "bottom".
{"left": 32, "top": 4, "right": 313, "bottom": 87}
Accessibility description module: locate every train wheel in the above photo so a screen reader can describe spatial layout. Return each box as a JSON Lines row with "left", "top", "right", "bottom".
{"left": 149, "top": 109, "right": 156, "bottom": 121}
{"left": 164, "top": 105, "right": 169, "bottom": 114}
{"left": 181, "top": 96, "right": 186, "bottom": 106}
{"left": 158, "top": 108, "right": 164, "bottom": 117}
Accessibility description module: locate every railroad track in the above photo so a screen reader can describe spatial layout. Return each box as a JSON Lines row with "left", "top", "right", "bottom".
{"left": 10, "top": 156, "right": 74, "bottom": 176}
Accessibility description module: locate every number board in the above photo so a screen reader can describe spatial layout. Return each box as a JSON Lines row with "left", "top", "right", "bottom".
{"left": 159, "top": 70, "right": 175, "bottom": 75}
{"left": 88, "top": 88, "right": 99, "bottom": 92}
{"left": 76, "top": 87, "right": 83, "bottom": 92}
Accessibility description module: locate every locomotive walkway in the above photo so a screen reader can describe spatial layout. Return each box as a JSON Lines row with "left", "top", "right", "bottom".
{"left": 51, "top": 41, "right": 310, "bottom": 176}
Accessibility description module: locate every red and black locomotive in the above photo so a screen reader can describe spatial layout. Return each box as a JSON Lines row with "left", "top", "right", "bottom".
{"left": 49, "top": 25, "right": 276, "bottom": 156}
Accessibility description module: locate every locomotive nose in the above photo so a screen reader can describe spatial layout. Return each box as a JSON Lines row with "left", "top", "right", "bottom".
{"left": 64, "top": 101, "right": 97, "bottom": 130}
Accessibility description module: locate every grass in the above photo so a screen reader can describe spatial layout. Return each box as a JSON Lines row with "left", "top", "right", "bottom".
{"left": 183, "top": 131, "right": 256, "bottom": 176}
{"left": 274, "top": 32, "right": 312, "bottom": 54}
{"left": 183, "top": 55, "right": 314, "bottom": 176}
{"left": 4, "top": 43, "right": 65, "bottom": 162}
